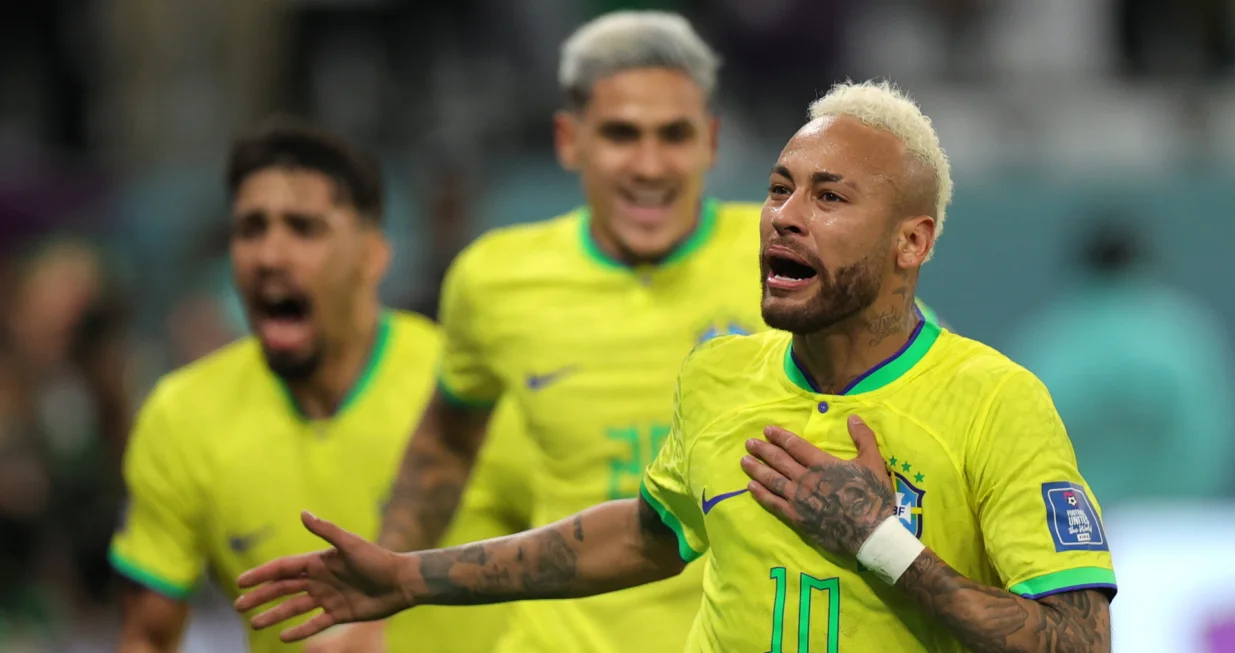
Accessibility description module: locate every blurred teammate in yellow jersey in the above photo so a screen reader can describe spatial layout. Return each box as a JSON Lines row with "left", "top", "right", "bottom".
{"left": 327, "top": 10, "right": 764, "bottom": 653}
{"left": 109, "top": 119, "right": 532, "bottom": 653}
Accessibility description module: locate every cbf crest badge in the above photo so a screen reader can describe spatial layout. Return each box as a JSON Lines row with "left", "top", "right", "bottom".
{"left": 859, "top": 458, "right": 926, "bottom": 573}
{"left": 893, "top": 471, "right": 926, "bottom": 537}
{"left": 859, "top": 456, "right": 928, "bottom": 567}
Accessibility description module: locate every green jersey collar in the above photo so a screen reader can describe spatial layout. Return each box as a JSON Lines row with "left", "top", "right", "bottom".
{"left": 580, "top": 198, "right": 719, "bottom": 270}
{"left": 279, "top": 310, "right": 393, "bottom": 421}
{"left": 783, "top": 304, "right": 941, "bottom": 396}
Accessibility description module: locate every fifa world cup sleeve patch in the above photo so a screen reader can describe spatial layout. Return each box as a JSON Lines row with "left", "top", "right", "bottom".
{"left": 1041, "top": 481, "right": 1109, "bottom": 552}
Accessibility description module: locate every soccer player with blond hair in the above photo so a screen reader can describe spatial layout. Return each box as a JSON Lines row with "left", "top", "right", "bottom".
{"left": 235, "top": 79, "right": 1115, "bottom": 653}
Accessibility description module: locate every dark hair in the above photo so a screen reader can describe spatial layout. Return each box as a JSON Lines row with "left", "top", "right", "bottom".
{"left": 226, "top": 116, "right": 384, "bottom": 224}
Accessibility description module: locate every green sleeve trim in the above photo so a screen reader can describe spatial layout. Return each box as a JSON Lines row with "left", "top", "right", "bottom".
{"left": 108, "top": 548, "right": 195, "bottom": 600}
{"left": 1008, "top": 566, "right": 1118, "bottom": 599}
{"left": 581, "top": 198, "right": 719, "bottom": 270}
{"left": 436, "top": 378, "right": 497, "bottom": 411}
{"left": 639, "top": 481, "right": 704, "bottom": 563}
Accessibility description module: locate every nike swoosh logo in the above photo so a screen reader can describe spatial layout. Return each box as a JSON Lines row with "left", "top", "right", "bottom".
{"left": 702, "top": 488, "right": 749, "bottom": 515}
{"left": 526, "top": 366, "right": 578, "bottom": 391}
{"left": 228, "top": 526, "right": 273, "bottom": 554}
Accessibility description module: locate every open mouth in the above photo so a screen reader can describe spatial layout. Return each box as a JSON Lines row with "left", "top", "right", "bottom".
{"left": 765, "top": 248, "right": 819, "bottom": 291}
{"left": 617, "top": 187, "right": 679, "bottom": 225}
{"left": 252, "top": 292, "right": 313, "bottom": 351}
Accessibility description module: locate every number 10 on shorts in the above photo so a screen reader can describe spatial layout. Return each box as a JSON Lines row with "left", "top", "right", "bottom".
{"left": 767, "top": 567, "right": 840, "bottom": 653}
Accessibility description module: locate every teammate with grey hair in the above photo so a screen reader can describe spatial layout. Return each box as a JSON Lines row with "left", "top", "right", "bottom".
{"left": 299, "top": 9, "right": 769, "bottom": 653}
{"left": 559, "top": 10, "right": 720, "bottom": 110}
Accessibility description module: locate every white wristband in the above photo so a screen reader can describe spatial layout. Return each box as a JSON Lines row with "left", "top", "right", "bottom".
{"left": 855, "top": 516, "right": 926, "bottom": 585}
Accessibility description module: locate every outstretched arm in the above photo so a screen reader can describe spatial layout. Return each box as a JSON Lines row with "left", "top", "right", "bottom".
{"left": 236, "top": 497, "right": 686, "bottom": 642}
{"left": 898, "top": 551, "right": 1109, "bottom": 653}
{"left": 412, "top": 494, "right": 685, "bottom": 605}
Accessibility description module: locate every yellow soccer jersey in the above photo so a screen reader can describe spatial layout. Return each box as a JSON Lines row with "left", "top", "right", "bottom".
{"left": 109, "top": 311, "right": 532, "bottom": 653}
{"left": 437, "top": 199, "right": 766, "bottom": 653}
{"left": 642, "top": 310, "right": 1117, "bottom": 653}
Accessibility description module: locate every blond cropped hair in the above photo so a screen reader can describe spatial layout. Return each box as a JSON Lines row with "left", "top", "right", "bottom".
{"left": 809, "top": 80, "right": 953, "bottom": 258}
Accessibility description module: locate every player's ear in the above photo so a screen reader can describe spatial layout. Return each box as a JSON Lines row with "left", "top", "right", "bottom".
{"left": 554, "top": 110, "right": 580, "bottom": 171}
{"left": 896, "top": 215, "right": 935, "bottom": 270}
{"left": 362, "top": 228, "right": 391, "bottom": 285}
{"left": 706, "top": 115, "right": 720, "bottom": 168}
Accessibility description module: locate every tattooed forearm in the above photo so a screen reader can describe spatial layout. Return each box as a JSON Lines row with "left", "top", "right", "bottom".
{"left": 789, "top": 463, "right": 897, "bottom": 556}
{"left": 417, "top": 530, "right": 578, "bottom": 605}
{"left": 411, "top": 500, "right": 684, "bottom": 607}
{"left": 897, "top": 549, "right": 1111, "bottom": 653}
{"left": 378, "top": 395, "right": 490, "bottom": 552}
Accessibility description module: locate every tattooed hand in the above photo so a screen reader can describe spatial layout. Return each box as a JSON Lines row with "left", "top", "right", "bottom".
{"left": 235, "top": 512, "right": 414, "bottom": 643}
{"left": 741, "top": 415, "right": 896, "bottom": 557}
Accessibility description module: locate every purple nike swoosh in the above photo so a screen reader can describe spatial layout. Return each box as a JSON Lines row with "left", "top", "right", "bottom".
{"left": 702, "top": 488, "right": 749, "bottom": 514}
{"left": 526, "top": 366, "right": 578, "bottom": 391}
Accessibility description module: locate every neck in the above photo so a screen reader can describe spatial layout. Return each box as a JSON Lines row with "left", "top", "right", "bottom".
{"left": 792, "top": 294, "right": 920, "bottom": 395}
{"left": 286, "top": 300, "right": 383, "bottom": 420}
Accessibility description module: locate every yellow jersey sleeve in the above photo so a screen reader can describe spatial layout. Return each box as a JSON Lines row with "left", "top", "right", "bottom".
{"left": 640, "top": 356, "right": 708, "bottom": 563}
{"left": 967, "top": 368, "right": 1117, "bottom": 599}
{"left": 108, "top": 385, "right": 206, "bottom": 599}
{"left": 437, "top": 241, "right": 503, "bottom": 408}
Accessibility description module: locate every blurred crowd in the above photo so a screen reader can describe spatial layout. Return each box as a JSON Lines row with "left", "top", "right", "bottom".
{"left": 2, "top": 0, "right": 1235, "bottom": 650}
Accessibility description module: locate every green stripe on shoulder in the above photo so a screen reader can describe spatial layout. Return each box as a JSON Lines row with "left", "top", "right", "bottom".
{"left": 638, "top": 481, "right": 704, "bottom": 563}
{"left": 580, "top": 198, "right": 720, "bottom": 270}
{"left": 1008, "top": 567, "right": 1118, "bottom": 599}
{"left": 108, "top": 548, "right": 195, "bottom": 600}
{"left": 336, "top": 310, "right": 394, "bottom": 413}
{"left": 436, "top": 378, "right": 497, "bottom": 411}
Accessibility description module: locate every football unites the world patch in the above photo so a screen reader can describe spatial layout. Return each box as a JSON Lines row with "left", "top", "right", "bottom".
{"left": 1041, "top": 481, "right": 1108, "bottom": 552}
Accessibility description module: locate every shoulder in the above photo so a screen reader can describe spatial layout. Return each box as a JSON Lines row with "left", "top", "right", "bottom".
{"left": 134, "top": 338, "right": 267, "bottom": 451}
{"left": 150, "top": 338, "right": 265, "bottom": 411}
{"left": 678, "top": 330, "right": 790, "bottom": 401}
{"left": 381, "top": 310, "right": 444, "bottom": 383}
{"left": 449, "top": 211, "right": 582, "bottom": 285}
{"left": 684, "top": 328, "right": 785, "bottom": 369}
{"left": 387, "top": 310, "right": 441, "bottom": 346}
{"left": 706, "top": 201, "right": 762, "bottom": 250}
{"left": 715, "top": 201, "right": 763, "bottom": 223}
{"left": 931, "top": 332, "right": 1055, "bottom": 416}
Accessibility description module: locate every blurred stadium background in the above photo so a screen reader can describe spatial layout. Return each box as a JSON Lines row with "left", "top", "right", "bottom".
{"left": 2, "top": 0, "right": 1234, "bottom": 651}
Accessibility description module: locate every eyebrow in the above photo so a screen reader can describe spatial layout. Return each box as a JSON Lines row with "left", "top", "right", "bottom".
{"left": 599, "top": 118, "right": 697, "bottom": 133}
{"left": 232, "top": 209, "right": 328, "bottom": 223}
{"left": 772, "top": 165, "right": 853, "bottom": 189}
